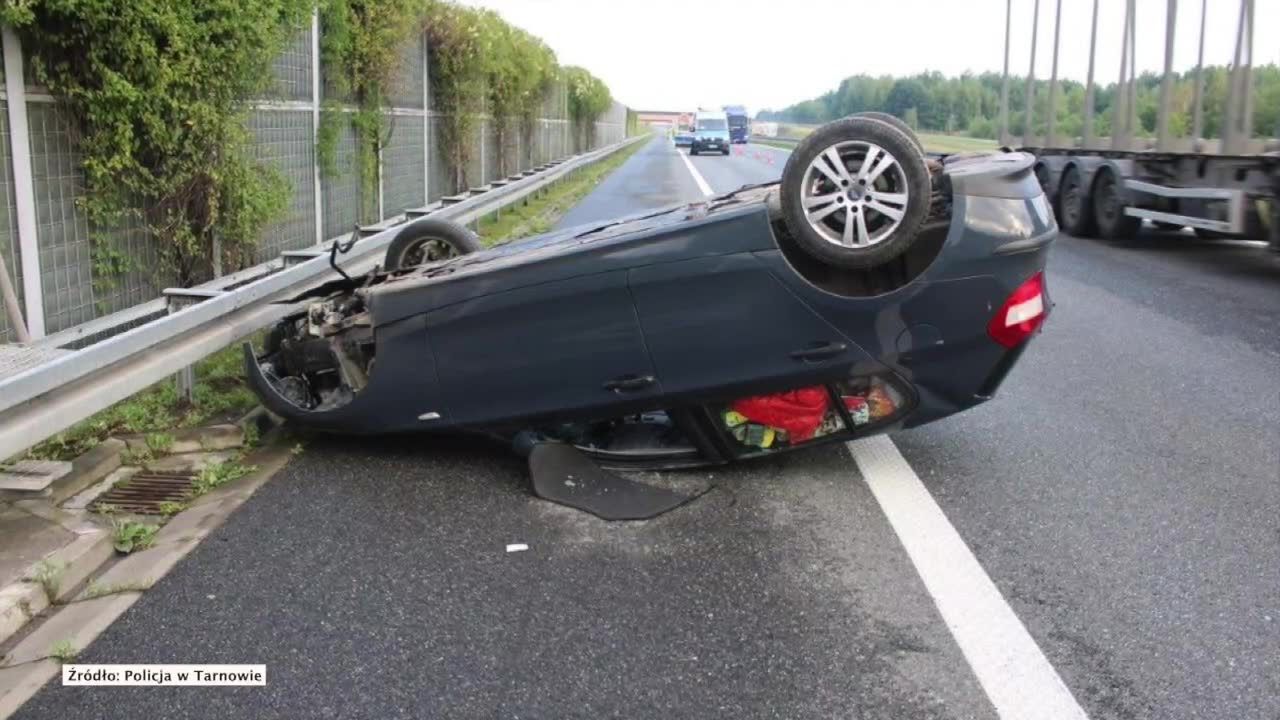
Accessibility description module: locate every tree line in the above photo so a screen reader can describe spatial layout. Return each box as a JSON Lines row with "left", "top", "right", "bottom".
{"left": 757, "top": 66, "right": 1280, "bottom": 140}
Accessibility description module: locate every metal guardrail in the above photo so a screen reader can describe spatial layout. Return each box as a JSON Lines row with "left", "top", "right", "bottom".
{"left": 0, "top": 135, "right": 646, "bottom": 461}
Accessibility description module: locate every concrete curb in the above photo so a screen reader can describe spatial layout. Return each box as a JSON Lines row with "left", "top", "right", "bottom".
{"left": 122, "top": 423, "right": 245, "bottom": 456}
{"left": 0, "top": 660, "right": 58, "bottom": 720}
{"left": 0, "top": 530, "right": 111, "bottom": 647}
{"left": 0, "top": 439, "right": 125, "bottom": 505}
{"left": 0, "top": 442, "right": 294, "bottom": 719}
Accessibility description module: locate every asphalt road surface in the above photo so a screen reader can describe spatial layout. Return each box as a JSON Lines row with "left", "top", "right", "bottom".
{"left": 16, "top": 135, "right": 1279, "bottom": 719}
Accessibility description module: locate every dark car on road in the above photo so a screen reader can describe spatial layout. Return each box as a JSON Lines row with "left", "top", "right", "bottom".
{"left": 247, "top": 115, "right": 1055, "bottom": 477}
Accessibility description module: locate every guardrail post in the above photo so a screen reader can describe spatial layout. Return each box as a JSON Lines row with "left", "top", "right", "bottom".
{"left": 166, "top": 294, "right": 198, "bottom": 403}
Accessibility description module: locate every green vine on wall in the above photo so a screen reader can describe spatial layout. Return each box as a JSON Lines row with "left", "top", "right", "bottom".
{"left": 421, "top": 0, "right": 491, "bottom": 192}
{"left": 481, "top": 14, "right": 556, "bottom": 178}
{"left": 565, "top": 66, "right": 612, "bottom": 151}
{"left": 0, "top": 0, "right": 311, "bottom": 286}
{"left": 317, "top": 0, "right": 422, "bottom": 223}
{"left": 321, "top": 0, "right": 615, "bottom": 203}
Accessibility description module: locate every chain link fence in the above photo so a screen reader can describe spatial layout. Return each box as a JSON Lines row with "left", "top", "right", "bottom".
{"left": 0, "top": 22, "right": 627, "bottom": 342}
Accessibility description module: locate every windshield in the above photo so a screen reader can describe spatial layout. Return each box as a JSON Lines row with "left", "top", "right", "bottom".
{"left": 728, "top": 117, "right": 747, "bottom": 128}
{"left": 697, "top": 119, "right": 727, "bottom": 131}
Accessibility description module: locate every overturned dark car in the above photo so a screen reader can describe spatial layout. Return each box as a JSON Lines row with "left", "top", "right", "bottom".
{"left": 246, "top": 116, "right": 1055, "bottom": 517}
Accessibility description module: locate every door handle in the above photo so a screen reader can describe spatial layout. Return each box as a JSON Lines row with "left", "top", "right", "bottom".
{"left": 790, "top": 342, "right": 847, "bottom": 362}
{"left": 603, "top": 374, "right": 656, "bottom": 393}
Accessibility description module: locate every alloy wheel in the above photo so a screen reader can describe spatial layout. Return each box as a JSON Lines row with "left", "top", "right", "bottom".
{"left": 800, "top": 141, "right": 910, "bottom": 248}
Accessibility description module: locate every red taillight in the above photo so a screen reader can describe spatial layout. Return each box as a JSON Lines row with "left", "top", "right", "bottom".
{"left": 987, "top": 272, "right": 1048, "bottom": 349}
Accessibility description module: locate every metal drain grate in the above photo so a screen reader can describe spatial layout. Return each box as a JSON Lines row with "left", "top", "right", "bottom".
{"left": 91, "top": 471, "right": 196, "bottom": 514}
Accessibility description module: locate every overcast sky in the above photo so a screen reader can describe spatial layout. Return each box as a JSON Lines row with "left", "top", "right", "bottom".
{"left": 460, "top": 0, "right": 1277, "bottom": 114}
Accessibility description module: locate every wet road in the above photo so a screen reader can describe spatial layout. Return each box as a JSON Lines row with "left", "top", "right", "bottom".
{"left": 15, "top": 135, "right": 1280, "bottom": 720}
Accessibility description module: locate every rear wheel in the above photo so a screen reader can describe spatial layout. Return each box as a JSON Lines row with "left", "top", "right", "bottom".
{"left": 689, "top": 146, "right": 698, "bottom": 156}
{"left": 1058, "top": 166, "right": 1096, "bottom": 236}
{"left": 383, "top": 217, "right": 480, "bottom": 271}
{"left": 1092, "top": 168, "right": 1140, "bottom": 240}
{"left": 779, "top": 116, "right": 930, "bottom": 269}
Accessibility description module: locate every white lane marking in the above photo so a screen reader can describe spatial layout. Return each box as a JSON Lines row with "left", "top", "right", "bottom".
{"left": 847, "top": 435, "right": 1090, "bottom": 720}
{"left": 676, "top": 145, "right": 714, "bottom": 197}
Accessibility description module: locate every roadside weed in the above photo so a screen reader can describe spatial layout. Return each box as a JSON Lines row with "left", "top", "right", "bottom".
{"left": 49, "top": 640, "right": 78, "bottom": 664}
{"left": 29, "top": 560, "right": 64, "bottom": 603}
{"left": 82, "top": 579, "right": 153, "bottom": 600}
{"left": 145, "top": 432, "right": 175, "bottom": 455}
{"left": 192, "top": 460, "right": 255, "bottom": 496}
{"left": 156, "top": 500, "right": 187, "bottom": 516}
{"left": 111, "top": 520, "right": 158, "bottom": 554}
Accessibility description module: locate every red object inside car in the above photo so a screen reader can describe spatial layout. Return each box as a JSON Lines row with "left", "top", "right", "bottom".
{"left": 731, "top": 387, "right": 830, "bottom": 441}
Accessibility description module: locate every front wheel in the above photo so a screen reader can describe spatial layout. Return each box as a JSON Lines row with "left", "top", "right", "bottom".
{"left": 779, "top": 115, "right": 930, "bottom": 269}
{"left": 384, "top": 217, "right": 481, "bottom": 271}
{"left": 689, "top": 146, "right": 698, "bottom": 156}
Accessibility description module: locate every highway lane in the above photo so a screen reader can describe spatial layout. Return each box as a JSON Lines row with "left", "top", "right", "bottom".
{"left": 13, "top": 134, "right": 1279, "bottom": 719}
{"left": 566, "top": 135, "right": 1280, "bottom": 718}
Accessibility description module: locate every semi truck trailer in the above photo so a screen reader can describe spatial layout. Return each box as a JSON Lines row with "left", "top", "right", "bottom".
{"left": 1002, "top": 0, "right": 1279, "bottom": 251}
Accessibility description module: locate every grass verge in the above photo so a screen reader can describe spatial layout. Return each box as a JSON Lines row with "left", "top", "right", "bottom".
{"left": 772, "top": 122, "right": 998, "bottom": 154}
{"left": 476, "top": 137, "right": 649, "bottom": 245}
{"left": 26, "top": 339, "right": 259, "bottom": 462}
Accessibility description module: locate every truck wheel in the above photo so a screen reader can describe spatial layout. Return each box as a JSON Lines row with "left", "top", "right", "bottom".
{"left": 1058, "top": 166, "right": 1096, "bottom": 237}
{"left": 1034, "top": 163, "right": 1061, "bottom": 219}
{"left": 780, "top": 116, "right": 930, "bottom": 269}
{"left": 1091, "top": 167, "right": 1140, "bottom": 240}
{"left": 853, "top": 112, "right": 925, "bottom": 155}
{"left": 384, "top": 217, "right": 480, "bottom": 271}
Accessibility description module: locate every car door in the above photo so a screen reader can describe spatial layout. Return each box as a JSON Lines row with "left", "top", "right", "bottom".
{"left": 628, "top": 252, "right": 867, "bottom": 399}
{"left": 426, "top": 270, "right": 661, "bottom": 426}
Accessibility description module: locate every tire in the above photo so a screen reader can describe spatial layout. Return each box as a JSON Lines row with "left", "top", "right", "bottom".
{"left": 1034, "top": 163, "right": 1060, "bottom": 219}
{"left": 1091, "top": 167, "right": 1140, "bottom": 240}
{"left": 1057, "top": 166, "right": 1096, "bottom": 237}
{"left": 689, "top": 146, "right": 698, "bottom": 156}
{"left": 383, "top": 217, "right": 480, "bottom": 271}
{"left": 853, "top": 112, "right": 926, "bottom": 155}
{"left": 722, "top": 147, "right": 730, "bottom": 155}
{"left": 779, "top": 116, "right": 930, "bottom": 269}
